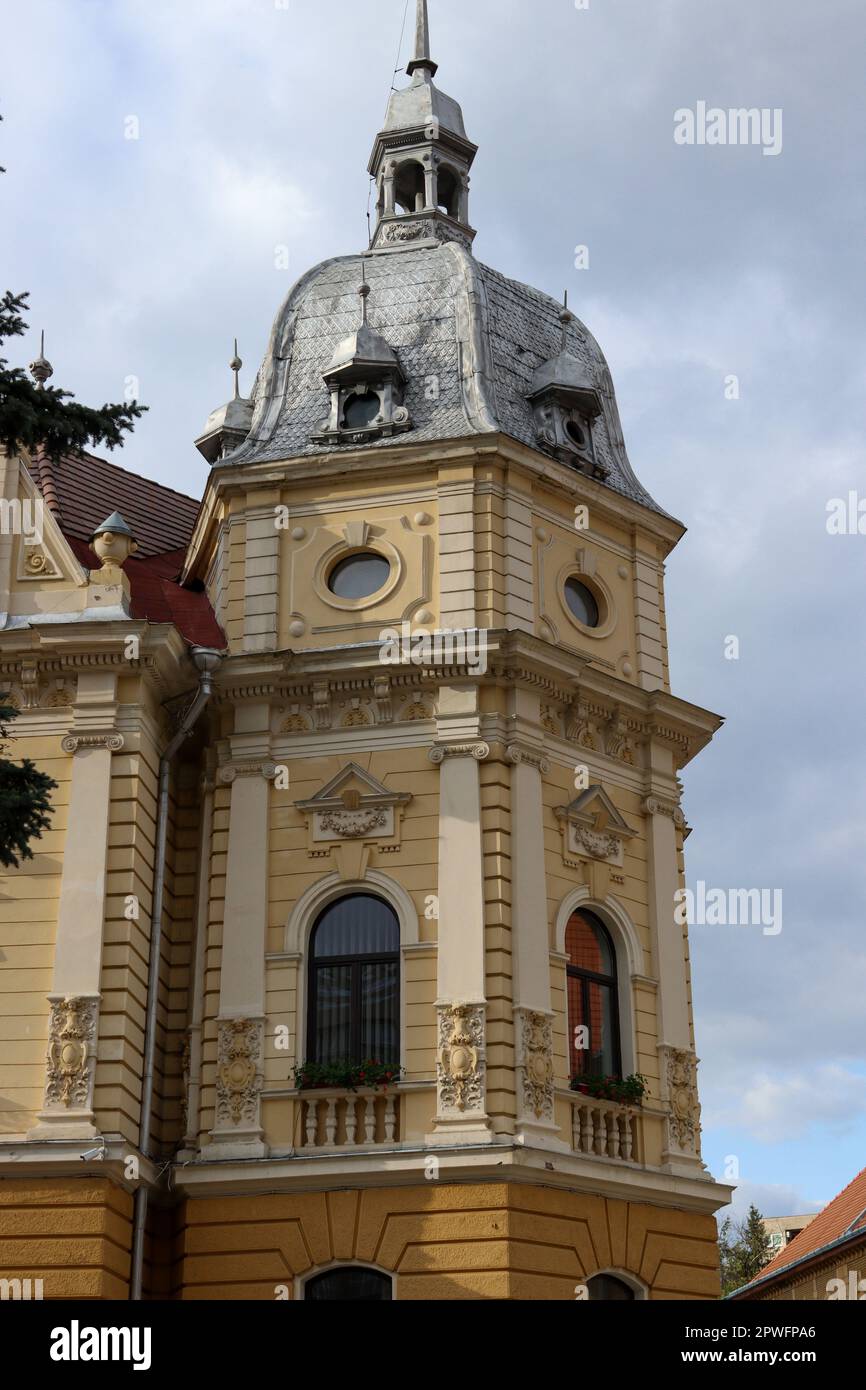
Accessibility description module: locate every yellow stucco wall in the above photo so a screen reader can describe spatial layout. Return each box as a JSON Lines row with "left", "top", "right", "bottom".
{"left": 176, "top": 1183, "right": 721, "bottom": 1300}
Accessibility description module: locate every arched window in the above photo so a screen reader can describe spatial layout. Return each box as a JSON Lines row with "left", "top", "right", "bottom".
{"left": 565, "top": 910, "right": 622, "bottom": 1078}
{"left": 394, "top": 160, "right": 426, "bottom": 214}
{"left": 436, "top": 166, "right": 459, "bottom": 218}
{"left": 304, "top": 1267, "right": 393, "bottom": 1301}
{"left": 587, "top": 1273, "right": 635, "bottom": 1301}
{"left": 307, "top": 894, "right": 400, "bottom": 1064}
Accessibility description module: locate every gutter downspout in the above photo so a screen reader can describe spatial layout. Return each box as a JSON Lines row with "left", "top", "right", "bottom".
{"left": 130, "top": 646, "right": 223, "bottom": 1301}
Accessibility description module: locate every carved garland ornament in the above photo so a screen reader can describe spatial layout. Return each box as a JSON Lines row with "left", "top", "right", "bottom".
{"left": 518, "top": 1011, "right": 555, "bottom": 1122}
{"left": 664, "top": 1047, "right": 702, "bottom": 1155}
{"left": 318, "top": 807, "right": 388, "bottom": 839}
{"left": 437, "top": 1004, "right": 485, "bottom": 1114}
{"left": 216, "top": 1018, "right": 264, "bottom": 1127}
{"left": 44, "top": 997, "right": 98, "bottom": 1109}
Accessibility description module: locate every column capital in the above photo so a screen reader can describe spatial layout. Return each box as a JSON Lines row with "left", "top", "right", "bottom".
{"left": 506, "top": 743, "right": 550, "bottom": 774}
{"left": 218, "top": 760, "right": 278, "bottom": 784}
{"left": 643, "top": 795, "right": 686, "bottom": 828}
{"left": 429, "top": 741, "right": 489, "bottom": 764}
{"left": 61, "top": 732, "right": 124, "bottom": 754}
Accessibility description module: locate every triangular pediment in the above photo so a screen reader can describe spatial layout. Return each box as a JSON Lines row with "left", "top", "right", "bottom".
{"left": 296, "top": 762, "right": 411, "bottom": 812}
{"left": 11, "top": 462, "right": 88, "bottom": 589}
{"left": 555, "top": 784, "right": 635, "bottom": 838}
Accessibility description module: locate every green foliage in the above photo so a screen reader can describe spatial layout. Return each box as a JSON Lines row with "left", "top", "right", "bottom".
{"left": 719, "top": 1205, "right": 774, "bottom": 1296}
{"left": 570, "top": 1073, "right": 648, "bottom": 1105}
{"left": 0, "top": 696, "right": 57, "bottom": 869}
{"left": 0, "top": 290, "right": 147, "bottom": 461}
{"left": 293, "top": 1059, "right": 403, "bottom": 1092}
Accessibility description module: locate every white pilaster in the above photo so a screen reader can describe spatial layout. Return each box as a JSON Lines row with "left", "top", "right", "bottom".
{"left": 29, "top": 675, "right": 119, "bottom": 1140}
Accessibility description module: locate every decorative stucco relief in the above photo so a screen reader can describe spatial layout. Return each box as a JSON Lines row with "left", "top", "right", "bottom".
{"left": 436, "top": 1004, "right": 486, "bottom": 1116}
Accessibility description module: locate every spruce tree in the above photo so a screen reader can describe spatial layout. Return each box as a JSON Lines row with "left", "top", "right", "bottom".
{"left": 0, "top": 282, "right": 147, "bottom": 864}
{"left": 719, "top": 1205, "right": 774, "bottom": 1295}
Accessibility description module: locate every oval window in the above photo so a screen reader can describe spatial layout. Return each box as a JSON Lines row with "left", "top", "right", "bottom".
{"left": 328, "top": 552, "right": 391, "bottom": 601}
{"left": 565, "top": 419, "right": 586, "bottom": 450}
{"left": 564, "top": 577, "right": 600, "bottom": 628}
{"left": 344, "top": 391, "right": 381, "bottom": 430}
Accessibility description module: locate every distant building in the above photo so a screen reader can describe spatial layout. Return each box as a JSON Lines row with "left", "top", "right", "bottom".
{"left": 731, "top": 1168, "right": 866, "bottom": 1301}
{"left": 762, "top": 1213, "right": 816, "bottom": 1259}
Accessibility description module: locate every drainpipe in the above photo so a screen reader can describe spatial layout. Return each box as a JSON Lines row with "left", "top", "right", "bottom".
{"left": 130, "top": 646, "right": 223, "bottom": 1301}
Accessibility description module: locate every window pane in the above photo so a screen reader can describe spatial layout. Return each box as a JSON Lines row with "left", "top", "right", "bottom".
{"left": 565, "top": 912, "right": 614, "bottom": 977}
{"left": 564, "top": 577, "right": 600, "bottom": 628}
{"left": 328, "top": 553, "right": 390, "bottom": 600}
{"left": 568, "top": 975, "right": 587, "bottom": 1074}
{"left": 314, "top": 964, "right": 352, "bottom": 1063}
{"left": 313, "top": 895, "right": 400, "bottom": 958}
{"left": 588, "top": 1274, "right": 635, "bottom": 1301}
{"left": 305, "top": 1268, "right": 392, "bottom": 1301}
{"left": 586, "top": 981, "right": 617, "bottom": 1075}
{"left": 361, "top": 961, "right": 399, "bottom": 1061}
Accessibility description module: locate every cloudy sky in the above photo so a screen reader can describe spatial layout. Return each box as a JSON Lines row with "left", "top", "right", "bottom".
{"left": 3, "top": 0, "right": 865, "bottom": 1222}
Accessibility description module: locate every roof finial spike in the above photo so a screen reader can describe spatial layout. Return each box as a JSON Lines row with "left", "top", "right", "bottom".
{"left": 29, "top": 330, "right": 54, "bottom": 389}
{"left": 230, "top": 338, "right": 243, "bottom": 400}
{"left": 359, "top": 260, "right": 371, "bottom": 326}
{"left": 559, "top": 291, "right": 574, "bottom": 353}
{"left": 406, "top": 0, "right": 438, "bottom": 80}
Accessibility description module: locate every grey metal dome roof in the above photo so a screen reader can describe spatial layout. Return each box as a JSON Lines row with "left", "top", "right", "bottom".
{"left": 227, "top": 242, "right": 668, "bottom": 518}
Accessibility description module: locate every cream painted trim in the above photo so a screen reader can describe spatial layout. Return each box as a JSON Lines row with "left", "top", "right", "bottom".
{"left": 554, "top": 888, "right": 646, "bottom": 977}
{"left": 554, "top": 888, "right": 646, "bottom": 1077}
{"left": 313, "top": 539, "right": 403, "bottom": 613}
{"left": 282, "top": 869, "right": 421, "bottom": 1067}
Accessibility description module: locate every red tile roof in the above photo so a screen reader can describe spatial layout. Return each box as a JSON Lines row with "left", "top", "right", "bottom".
{"left": 29, "top": 447, "right": 202, "bottom": 558}
{"left": 29, "top": 450, "right": 225, "bottom": 649}
{"left": 735, "top": 1166, "right": 866, "bottom": 1295}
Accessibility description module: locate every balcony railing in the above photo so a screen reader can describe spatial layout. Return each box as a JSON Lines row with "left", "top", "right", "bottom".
{"left": 298, "top": 1088, "right": 400, "bottom": 1150}
{"left": 569, "top": 1092, "right": 641, "bottom": 1163}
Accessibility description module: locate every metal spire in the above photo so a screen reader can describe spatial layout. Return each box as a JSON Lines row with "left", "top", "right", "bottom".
{"left": 29, "top": 330, "right": 54, "bottom": 388}
{"left": 406, "top": 0, "right": 438, "bottom": 79}
{"left": 359, "top": 261, "right": 371, "bottom": 325}
{"left": 229, "top": 339, "right": 242, "bottom": 400}
{"left": 560, "top": 290, "right": 574, "bottom": 353}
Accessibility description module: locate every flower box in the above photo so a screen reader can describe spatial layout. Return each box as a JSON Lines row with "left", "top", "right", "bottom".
{"left": 293, "top": 1059, "right": 403, "bottom": 1093}
{"left": 570, "top": 1073, "right": 648, "bottom": 1106}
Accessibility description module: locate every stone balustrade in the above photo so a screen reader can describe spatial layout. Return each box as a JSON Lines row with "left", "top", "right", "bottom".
{"left": 298, "top": 1088, "right": 400, "bottom": 1150}
{"left": 570, "top": 1092, "right": 641, "bottom": 1163}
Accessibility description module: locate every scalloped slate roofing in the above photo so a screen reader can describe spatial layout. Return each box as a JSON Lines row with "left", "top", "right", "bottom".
{"left": 230, "top": 242, "right": 670, "bottom": 519}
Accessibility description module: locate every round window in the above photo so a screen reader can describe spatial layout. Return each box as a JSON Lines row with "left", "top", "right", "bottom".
{"left": 564, "top": 577, "right": 600, "bottom": 628}
{"left": 328, "top": 552, "right": 391, "bottom": 601}
{"left": 565, "top": 419, "right": 586, "bottom": 450}
{"left": 344, "top": 391, "right": 381, "bottom": 430}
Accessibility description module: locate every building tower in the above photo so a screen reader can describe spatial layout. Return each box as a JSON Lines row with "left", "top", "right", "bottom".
{"left": 0, "top": 1, "right": 731, "bottom": 1300}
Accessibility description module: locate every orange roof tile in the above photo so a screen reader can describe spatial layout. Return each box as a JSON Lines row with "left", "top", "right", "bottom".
{"left": 735, "top": 1165, "right": 866, "bottom": 1295}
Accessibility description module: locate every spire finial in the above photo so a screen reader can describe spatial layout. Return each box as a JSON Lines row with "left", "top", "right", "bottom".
{"left": 559, "top": 291, "right": 574, "bottom": 353}
{"left": 29, "top": 330, "right": 54, "bottom": 389}
{"left": 406, "top": 0, "right": 438, "bottom": 79}
{"left": 230, "top": 339, "right": 243, "bottom": 400}
{"left": 359, "top": 261, "right": 371, "bottom": 326}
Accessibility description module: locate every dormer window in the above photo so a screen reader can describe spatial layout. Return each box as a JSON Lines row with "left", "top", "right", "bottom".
{"left": 312, "top": 268, "right": 412, "bottom": 446}
{"left": 527, "top": 301, "right": 609, "bottom": 479}
{"left": 344, "top": 390, "right": 383, "bottom": 431}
